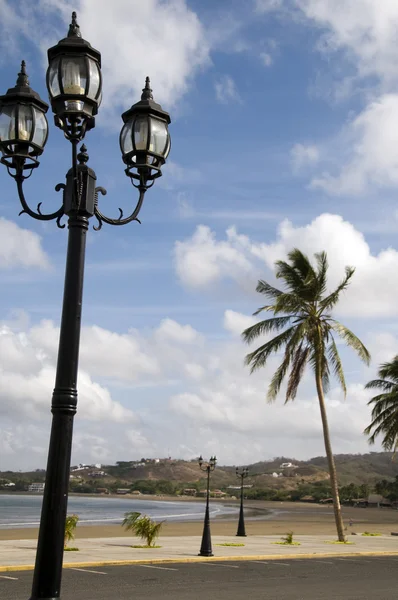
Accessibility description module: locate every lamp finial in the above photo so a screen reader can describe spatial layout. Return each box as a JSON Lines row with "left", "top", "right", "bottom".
{"left": 68, "top": 11, "right": 82, "bottom": 38}
{"left": 16, "top": 60, "right": 29, "bottom": 87}
{"left": 141, "top": 76, "right": 153, "bottom": 101}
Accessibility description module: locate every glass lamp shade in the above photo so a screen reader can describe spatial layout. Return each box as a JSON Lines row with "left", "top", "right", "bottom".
{"left": 120, "top": 77, "right": 171, "bottom": 182}
{"left": 46, "top": 54, "right": 102, "bottom": 118}
{"left": 120, "top": 113, "right": 170, "bottom": 170}
{"left": 0, "top": 103, "right": 48, "bottom": 149}
{"left": 0, "top": 62, "right": 49, "bottom": 168}
{"left": 46, "top": 13, "right": 102, "bottom": 124}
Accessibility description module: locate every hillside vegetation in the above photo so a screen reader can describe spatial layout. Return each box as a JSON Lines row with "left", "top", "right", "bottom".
{"left": 1, "top": 453, "right": 397, "bottom": 498}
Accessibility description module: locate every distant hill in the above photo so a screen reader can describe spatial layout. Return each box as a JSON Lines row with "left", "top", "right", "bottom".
{"left": 1, "top": 452, "right": 397, "bottom": 493}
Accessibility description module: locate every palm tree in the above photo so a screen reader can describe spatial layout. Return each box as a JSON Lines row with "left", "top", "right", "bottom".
{"left": 242, "top": 249, "right": 370, "bottom": 541}
{"left": 364, "top": 356, "right": 398, "bottom": 452}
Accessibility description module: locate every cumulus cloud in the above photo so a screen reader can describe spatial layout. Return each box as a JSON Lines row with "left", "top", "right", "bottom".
{"left": 174, "top": 225, "right": 255, "bottom": 289}
{"left": 0, "top": 301, "right": 384, "bottom": 470}
{"left": 311, "top": 94, "right": 398, "bottom": 194}
{"left": 175, "top": 214, "right": 398, "bottom": 317}
{"left": 0, "top": 323, "right": 136, "bottom": 422}
{"left": 0, "top": 218, "right": 50, "bottom": 270}
{"left": 223, "top": 310, "right": 257, "bottom": 336}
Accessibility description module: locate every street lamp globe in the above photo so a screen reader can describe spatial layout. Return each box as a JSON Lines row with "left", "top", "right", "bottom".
{"left": 120, "top": 77, "right": 171, "bottom": 184}
{"left": 46, "top": 12, "right": 102, "bottom": 135}
{"left": 0, "top": 61, "right": 48, "bottom": 170}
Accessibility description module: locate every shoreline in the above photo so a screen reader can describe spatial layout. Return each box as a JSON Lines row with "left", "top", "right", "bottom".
{"left": 0, "top": 500, "right": 397, "bottom": 540}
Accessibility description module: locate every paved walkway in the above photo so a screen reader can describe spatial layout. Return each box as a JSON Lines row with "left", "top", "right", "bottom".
{"left": 1, "top": 534, "right": 398, "bottom": 570}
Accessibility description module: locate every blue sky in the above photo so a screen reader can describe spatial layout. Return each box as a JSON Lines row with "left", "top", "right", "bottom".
{"left": 1, "top": 0, "right": 398, "bottom": 470}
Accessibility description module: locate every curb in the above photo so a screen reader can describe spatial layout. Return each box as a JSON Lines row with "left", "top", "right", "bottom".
{"left": 2, "top": 551, "right": 398, "bottom": 572}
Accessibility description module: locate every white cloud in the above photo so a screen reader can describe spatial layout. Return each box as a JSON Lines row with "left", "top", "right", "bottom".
{"left": 223, "top": 310, "right": 256, "bottom": 336}
{"left": 0, "top": 323, "right": 136, "bottom": 422}
{"left": 214, "top": 75, "right": 241, "bottom": 104}
{"left": 311, "top": 94, "right": 398, "bottom": 194}
{"left": 174, "top": 225, "right": 255, "bottom": 289}
{"left": 0, "top": 218, "right": 50, "bottom": 270}
{"left": 0, "top": 0, "right": 210, "bottom": 125}
{"left": 291, "top": 143, "right": 320, "bottom": 172}
{"left": 155, "top": 318, "right": 201, "bottom": 344}
{"left": 0, "top": 302, "right": 383, "bottom": 470}
{"left": 175, "top": 214, "right": 398, "bottom": 317}
{"left": 296, "top": 0, "right": 398, "bottom": 86}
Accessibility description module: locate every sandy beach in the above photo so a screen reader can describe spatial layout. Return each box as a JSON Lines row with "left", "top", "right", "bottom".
{"left": 0, "top": 500, "right": 397, "bottom": 540}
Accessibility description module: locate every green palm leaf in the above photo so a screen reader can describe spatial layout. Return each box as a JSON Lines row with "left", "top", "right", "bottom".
{"left": 242, "top": 316, "right": 292, "bottom": 345}
{"left": 364, "top": 358, "right": 398, "bottom": 452}
{"left": 331, "top": 321, "right": 371, "bottom": 365}
{"left": 327, "top": 335, "right": 347, "bottom": 396}
{"left": 319, "top": 267, "right": 355, "bottom": 313}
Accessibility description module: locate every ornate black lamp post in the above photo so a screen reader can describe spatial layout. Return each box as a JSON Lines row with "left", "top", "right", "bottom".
{"left": 236, "top": 467, "right": 249, "bottom": 537}
{"left": 198, "top": 455, "right": 217, "bottom": 557}
{"left": 0, "top": 12, "right": 170, "bottom": 600}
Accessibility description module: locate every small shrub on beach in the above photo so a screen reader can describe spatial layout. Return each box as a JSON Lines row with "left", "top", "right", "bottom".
{"left": 64, "top": 514, "right": 79, "bottom": 550}
{"left": 122, "top": 511, "right": 164, "bottom": 548}
{"left": 273, "top": 531, "right": 301, "bottom": 546}
{"left": 362, "top": 532, "right": 382, "bottom": 537}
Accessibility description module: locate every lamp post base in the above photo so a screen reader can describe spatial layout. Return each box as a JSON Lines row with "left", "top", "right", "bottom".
{"left": 198, "top": 551, "right": 214, "bottom": 557}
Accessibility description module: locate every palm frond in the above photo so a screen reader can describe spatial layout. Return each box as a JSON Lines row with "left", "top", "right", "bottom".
{"left": 255, "top": 279, "right": 283, "bottom": 299}
{"left": 327, "top": 335, "right": 347, "bottom": 396}
{"left": 267, "top": 323, "right": 308, "bottom": 402}
{"left": 319, "top": 267, "right": 355, "bottom": 313}
{"left": 242, "top": 316, "right": 292, "bottom": 345}
{"left": 273, "top": 292, "right": 306, "bottom": 314}
{"left": 365, "top": 379, "right": 395, "bottom": 392}
{"left": 267, "top": 354, "right": 292, "bottom": 403}
{"left": 377, "top": 357, "right": 398, "bottom": 383}
{"left": 314, "top": 251, "right": 328, "bottom": 299}
{"left": 285, "top": 344, "right": 310, "bottom": 402}
{"left": 364, "top": 401, "right": 398, "bottom": 450}
{"left": 274, "top": 259, "right": 305, "bottom": 292}
{"left": 331, "top": 321, "right": 371, "bottom": 365}
{"left": 253, "top": 304, "right": 276, "bottom": 316}
{"left": 287, "top": 248, "right": 316, "bottom": 284}
{"left": 245, "top": 325, "right": 298, "bottom": 373}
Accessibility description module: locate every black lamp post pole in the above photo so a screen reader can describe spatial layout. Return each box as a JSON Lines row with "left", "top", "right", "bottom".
{"left": 236, "top": 467, "right": 249, "bottom": 537}
{"left": 31, "top": 210, "right": 88, "bottom": 600}
{"left": 198, "top": 456, "right": 216, "bottom": 557}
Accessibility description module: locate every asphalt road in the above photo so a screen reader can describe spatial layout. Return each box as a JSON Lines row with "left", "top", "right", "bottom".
{"left": 1, "top": 556, "right": 397, "bottom": 600}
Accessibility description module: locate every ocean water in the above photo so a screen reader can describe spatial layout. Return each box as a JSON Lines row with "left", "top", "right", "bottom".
{"left": 0, "top": 494, "right": 238, "bottom": 529}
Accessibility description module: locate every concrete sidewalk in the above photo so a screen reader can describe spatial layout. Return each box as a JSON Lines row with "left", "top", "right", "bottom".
{"left": 1, "top": 534, "right": 398, "bottom": 571}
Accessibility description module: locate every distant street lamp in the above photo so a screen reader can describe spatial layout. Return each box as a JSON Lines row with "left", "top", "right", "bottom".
{"left": 0, "top": 12, "right": 171, "bottom": 600}
{"left": 236, "top": 467, "right": 249, "bottom": 537}
{"left": 198, "top": 455, "right": 217, "bottom": 557}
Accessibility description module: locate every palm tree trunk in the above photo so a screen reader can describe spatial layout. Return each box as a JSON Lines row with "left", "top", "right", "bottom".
{"left": 315, "top": 367, "right": 346, "bottom": 542}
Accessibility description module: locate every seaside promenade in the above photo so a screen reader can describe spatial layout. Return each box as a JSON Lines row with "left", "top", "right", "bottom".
{"left": 1, "top": 533, "right": 398, "bottom": 571}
